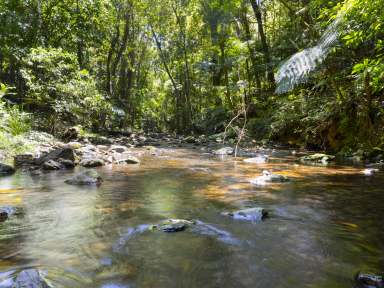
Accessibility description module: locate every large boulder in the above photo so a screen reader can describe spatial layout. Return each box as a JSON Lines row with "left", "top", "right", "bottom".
{"left": 35, "top": 148, "right": 75, "bottom": 165}
{"left": 14, "top": 153, "right": 35, "bottom": 167}
{"left": 222, "top": 207, "right": 268, "bottom": 222}
{"left": 65, "top": 170, "right": 103, "bottom": 186}
{"left": 80, "top": 158, "right": 105, "bottom": 168}
{"left": 0, "top": 163, "right": 16, "bottom": 176}
{"left": 42, "top": 160, "right": 64, "bottom": 171}
{"left": 12, "top": 269, "right": 51, "bottom": 288}
{"left": 58, "top": 159, "right": 75, "bottom": 169}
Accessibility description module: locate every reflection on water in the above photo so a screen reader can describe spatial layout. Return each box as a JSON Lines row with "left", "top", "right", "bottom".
{"left": 0, "top": 148, "right": 383, "bottom": 287}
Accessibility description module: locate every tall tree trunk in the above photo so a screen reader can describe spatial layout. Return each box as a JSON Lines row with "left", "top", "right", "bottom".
{"left": 76, "top": 0, "right": 84, "bottom": 69}
{"left": 250, "top": 0, "right": 275, "bottom": 87}
{"left": 172, "top": 3, "right": 192, "bottom": 130}
{"left": 150, "top": 25, "right": 182, "bottom": 132}
{"left": 239, "top": 4, "right": 261, "bottom": 90}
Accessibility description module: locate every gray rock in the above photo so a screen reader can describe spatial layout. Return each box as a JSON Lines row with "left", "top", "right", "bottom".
{"left": 14, "top": 153, "right": 35, "bottom": 167}
{"left": 58, "top": 159, "right": 75, "bottom": 169}
{"left": 155, "top": 219, "right": 195, "bottom": 233}
{"left": 0, "top": 211, "right": 8, "bottom": 222}
{"left": 65, "top": 170, "right": 103, "bottom": 186}
{"left": 88, "top": 136, "right": 112, "bottom": 145}
{"left": 65, "top": 141, "right": 82, "bottom": 149}
{"left": 213, "top": 147, "right": 234, "bottom": 156}
{"left": 356, "top": 272, "right": 383, "bottom": 288}
{"left": 222, "top": 207, "right": 268, "bottom": 222}
{"left": 42, "top": 160, "right": 64, "bottom": 170}
{"left": 243, "top": 155, "right": 269, "bottom": 164}
{"left": 109, "top": 145, "right": 128, "bottom": 153}
{"left": 0, "top": 163, "right": 16, "bottom": 176}
{"left": 299, "top": 153, "right": 335, "bottom": 164}
{"left": 250, "top": 170, "right": 289, "bottom": 185}
{"left": 114, "top": 155, "right": 140, "bottom": 164}
{"left": 35, "top": 148, "right": 75, "bottom": 165}
{"left": 80, "top": 158, "right": 105, "bottom": 168}
{"left": 12, "top": 269, "right": 51, "bottom": 288}
{"left": 183, "top": 136, "right": 196, "bottom": 144}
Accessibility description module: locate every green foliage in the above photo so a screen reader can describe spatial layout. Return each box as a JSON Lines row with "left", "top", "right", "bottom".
{"left": 0, "top": 0, "right": 382, "bottom": 153}
{"left": 21, "top": 48, "right": 112, "bottom": 132}
{"left": 0, "top": 84, "right": 31, "bottom": 136}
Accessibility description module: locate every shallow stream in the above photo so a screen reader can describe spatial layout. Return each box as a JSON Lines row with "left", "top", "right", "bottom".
{"left": 0, "top": 148, "right": 383, "bottom": 287}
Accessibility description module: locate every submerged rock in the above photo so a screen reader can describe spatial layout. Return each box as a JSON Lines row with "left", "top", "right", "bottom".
{"left": 222, "top": 207, "right": 268, "bottom": 222}
{"left": 12, "top": 269, "right": 51, "bottom": 288}
{"left": 65, "top": 170, "right": 103, "bottom": 186}
{"left": 0, "top": 163, "right": 16, "bottom": 176}
{"left": 355, "top": 272, "right": 383, "bottom": 288}
{"left": 80, "top": 158, "right": 105, "bottom": 168}
{"left": 0, "top": 211, "right": 8, "bottom": 222}
{"left": 243, "top": 155, "right": 269, "bottom": 164}
{"left": 213, "top": 147, "right": 234, "bottom": 156}
{"left": 155, "top": 219, "right": 195, "bottom": 233}
{"left": 299, "top": 153, "right": 335, "bottom": 164}
{"left": 250, "top": 170, "right": 289, "bottom": 185}
{"left": 0, "top": 206, "right": 17, "bottom": 222}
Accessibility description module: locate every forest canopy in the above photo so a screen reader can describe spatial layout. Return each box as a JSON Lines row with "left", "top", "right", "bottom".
{"left": 0, "top": 0, "right": 383, "bottom": 153}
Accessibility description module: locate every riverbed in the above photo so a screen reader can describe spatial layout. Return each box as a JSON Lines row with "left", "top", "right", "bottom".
{"left": 0, "top": 147, "right": 383, "bottom": 287}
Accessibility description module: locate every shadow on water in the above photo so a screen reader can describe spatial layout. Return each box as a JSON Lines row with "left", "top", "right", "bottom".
{"left": 0, "top": 147, "right": 383, "bottom": 287}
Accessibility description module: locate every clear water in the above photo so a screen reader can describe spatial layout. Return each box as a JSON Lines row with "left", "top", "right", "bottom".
{"left": 0, "top": 148, "right": 383, "bottom": 287}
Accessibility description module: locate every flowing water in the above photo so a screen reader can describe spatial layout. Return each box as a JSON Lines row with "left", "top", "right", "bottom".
{"left": 0, "top": 147, "right": 383, "bottom": 287}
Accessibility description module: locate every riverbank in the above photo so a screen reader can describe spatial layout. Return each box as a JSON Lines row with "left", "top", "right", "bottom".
{"left": 1, "top": 128, "right": 384, "bottom": 175}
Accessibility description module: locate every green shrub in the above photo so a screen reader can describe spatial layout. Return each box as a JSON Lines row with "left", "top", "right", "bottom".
{"left": 21, "top": 47, "right": 113, "bottom": 133}
{"left": 0, "top": 83, "right": 31, "bottom": 136}
{"left": 6, "top": 106, "right": 31, "bottom": 136}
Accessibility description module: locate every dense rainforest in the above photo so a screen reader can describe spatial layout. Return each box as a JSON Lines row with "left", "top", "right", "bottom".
{"left": 2, "top": 1, "right": 384, "bottom": 287}
{"left": 0, "top": 0, "right": 383, "bottom": 155}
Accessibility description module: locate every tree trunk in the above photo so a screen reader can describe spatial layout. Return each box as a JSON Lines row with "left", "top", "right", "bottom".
{"left": 250, "top": 0, "right": 275, "bottom": 87}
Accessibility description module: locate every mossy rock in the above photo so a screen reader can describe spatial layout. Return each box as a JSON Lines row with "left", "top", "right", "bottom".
{"left": 154, "top": 219, "right": 195, "bottom": 233}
